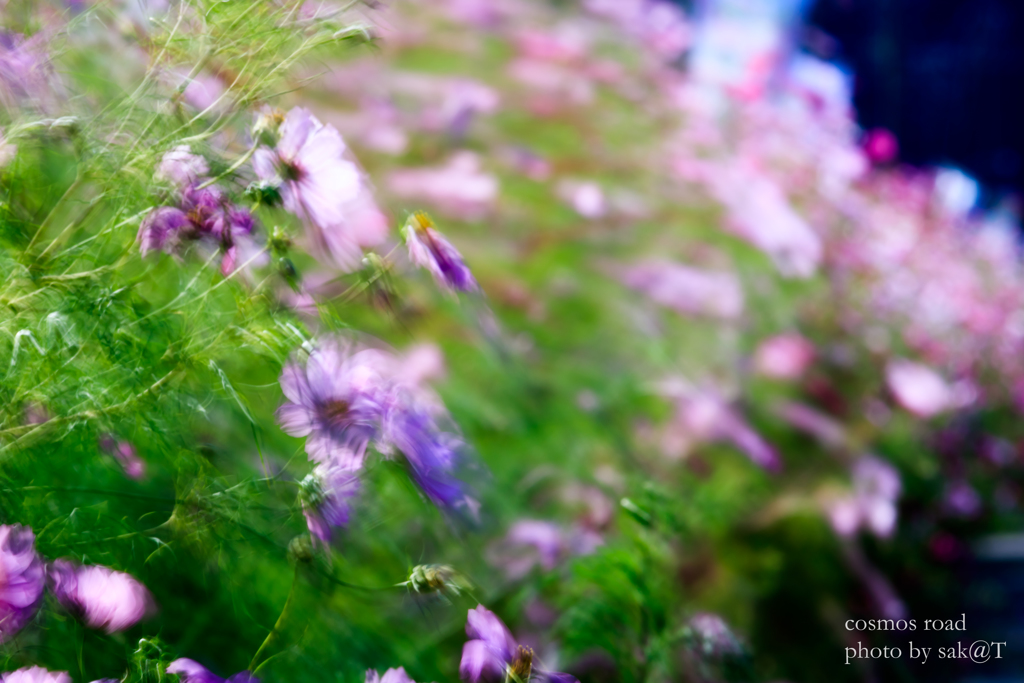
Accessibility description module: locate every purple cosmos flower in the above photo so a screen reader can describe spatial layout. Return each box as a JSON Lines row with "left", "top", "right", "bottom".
{"left": 365, "top": 669, "right": 415, "bottom": 683}
{"left": 138, "top": 184, "right": 264, "bottom": 275}
{"left": 47, "top": 559, "right": 153, "bottom": 632}
{"left": 0, "top": 33, "right": 56, "bottom": 109}
{"left": 0, "top": 525, "right": 44, "bottom": 643}
{"left": 460, "top": 606, "right": 577, "bottom": 683}
{"left": 0, "top": 668, "right": 70, "bottom": 683}
{"left": 276, "top": 338, "right": 389, "bottom": 465}
{"left": 300, "top": 461, "right": 361, "bottom": 544}
{"left": 403, "top": 212, "right": 478, "bottom": 293}
{"left": 166, "top": 659, "right": 256, "bottom": 683}
{"left": 138, "top": 206, "right": 192, "bottom": 256}
{"left": 382, "top": 404, "right": 476, "bottom": 514}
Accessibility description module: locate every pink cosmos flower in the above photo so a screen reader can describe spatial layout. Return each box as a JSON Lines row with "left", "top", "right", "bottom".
{"left": 47, "top": 560, "right": 154, "bottom": 632}
{"left": 753, "top": 334, "right": 815, "bottom": 380}
{"left": 620, "top": 259, "right": 744, "bottom": 320}
{"left": 99, "top": 435, "right": 145, "bottom": 480}
{"left": 157, "top": 146, "right": 208, "bottom": 188}
{"left": 0, "top": 525, "right": 45, "bottom": 642}
{"left": 179, "top": 73, "right": 226, "bottom": 112}
{"left": 656, "top": 382, "right": 779, "bottom": 470}
{"left": 254, "top": 107, "right": 385, "bottom": 269}
{"left": 885, "top": 359, "right": 954, "bottom": 418}
{"left": 827, "top": 456, "right": 902, "bottom": 538}
{"left": 365, "top": 669, "right": 415, "bottom": 683}
{"left": 0, "top": 33, "right": 58, "bottom": 110}
{"left": 388, "top": 152, "right": 499, "bottom": 221}
{"left": 710, "top": 165, "right": 822, "bottom": 278}
{"left": 0, "top": 668, "right": 70, "bottom": 683}
{"left": 557, "top": 181, "right": 606, "bottom": 219}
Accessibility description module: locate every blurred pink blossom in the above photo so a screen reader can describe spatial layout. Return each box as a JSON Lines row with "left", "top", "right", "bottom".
{"left": 0, "top": 668, "right": 71, "bottom": 683}
{"left": 388, "top": 152, "right": 498, "bottom": 220}
{"left": 863, "top": 128, "right": 898, "bottom": 164}
{"left": 753, "top": 334, "right": 815, "bottom": 380}
{"left": 171, "top": 71, "right": 226, "bottom": 112}
{"left": 710, "top": 164, "right": 822, "bottom": 278}
{"left": 254, "top": 107, "right": 386, "bottom": 270}
{"left": 775, "top": 401, "right": 845, "bottom": 449}
{"left": 885, "top": 359, "right": 954, "bottom": 418}
{"left": 489, "top": 519, "right": 601, "bottom": 579}
{"left": 100, "top": 435, "right": 145, "bottom": 480}
{"left": 558, "top": 180, "right": 606, "bottom": 219}
{"left": 157, "top": 145, "right": 208, "bottom": 188}
{"left": 827, "top": 456, "right": 901, "bottom": 538}
{"left": 656, "top": 381, "right": 779, "bottom": 470}
{"left": 47, "top": 560, "right": 154, "bottom": 632}
{"left": 621, "top": 259, "right": 744, "bottom": 320}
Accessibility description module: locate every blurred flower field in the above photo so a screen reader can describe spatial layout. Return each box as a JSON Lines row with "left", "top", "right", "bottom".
{"left": 0, "top": 1, "right": 1022, "bottom": 682}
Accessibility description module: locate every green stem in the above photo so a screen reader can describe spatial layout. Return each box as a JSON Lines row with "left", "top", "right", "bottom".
{"left": 249, "top": 567, "right": 300, "bottom": 672}
{"left": 26, "top": 173, "right": 85, "bottom": 253}
{"left": 197, "top": 143, "right": 258, "bottom": 189}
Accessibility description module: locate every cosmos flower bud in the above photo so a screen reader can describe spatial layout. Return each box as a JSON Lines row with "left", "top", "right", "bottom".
{"left": 287, "top": 535, "right": 315, "bottom": 564}
{"left": 244, "top": 180, "right": 283, "bottom": 208}
{"left": 402, "top": 564, "right": 471, "bottom": 596}
{"left": 402, "top": 212, "right": 478, "bottom": 293}
{"left": 299, "top": 462, "right": 360, "bottom": 544}
{"left": 251, "top": 108, "right": 285, "bottom": 148}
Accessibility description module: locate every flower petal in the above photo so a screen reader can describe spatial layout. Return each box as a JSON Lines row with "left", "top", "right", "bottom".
{"left": 276, "top": 403, "right": 314, "bottom": 437}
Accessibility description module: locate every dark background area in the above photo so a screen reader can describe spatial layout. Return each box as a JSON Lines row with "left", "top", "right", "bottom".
{"left": 804, "top": 0, "right": 1024, "bottom": 205}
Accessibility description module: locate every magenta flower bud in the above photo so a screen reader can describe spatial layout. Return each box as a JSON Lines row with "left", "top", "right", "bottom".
{"left": 0, "top": 525, "right": 44, "bottom": 643}
{"left": 47, "top": 560, "right": 154, "bottom": 632}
